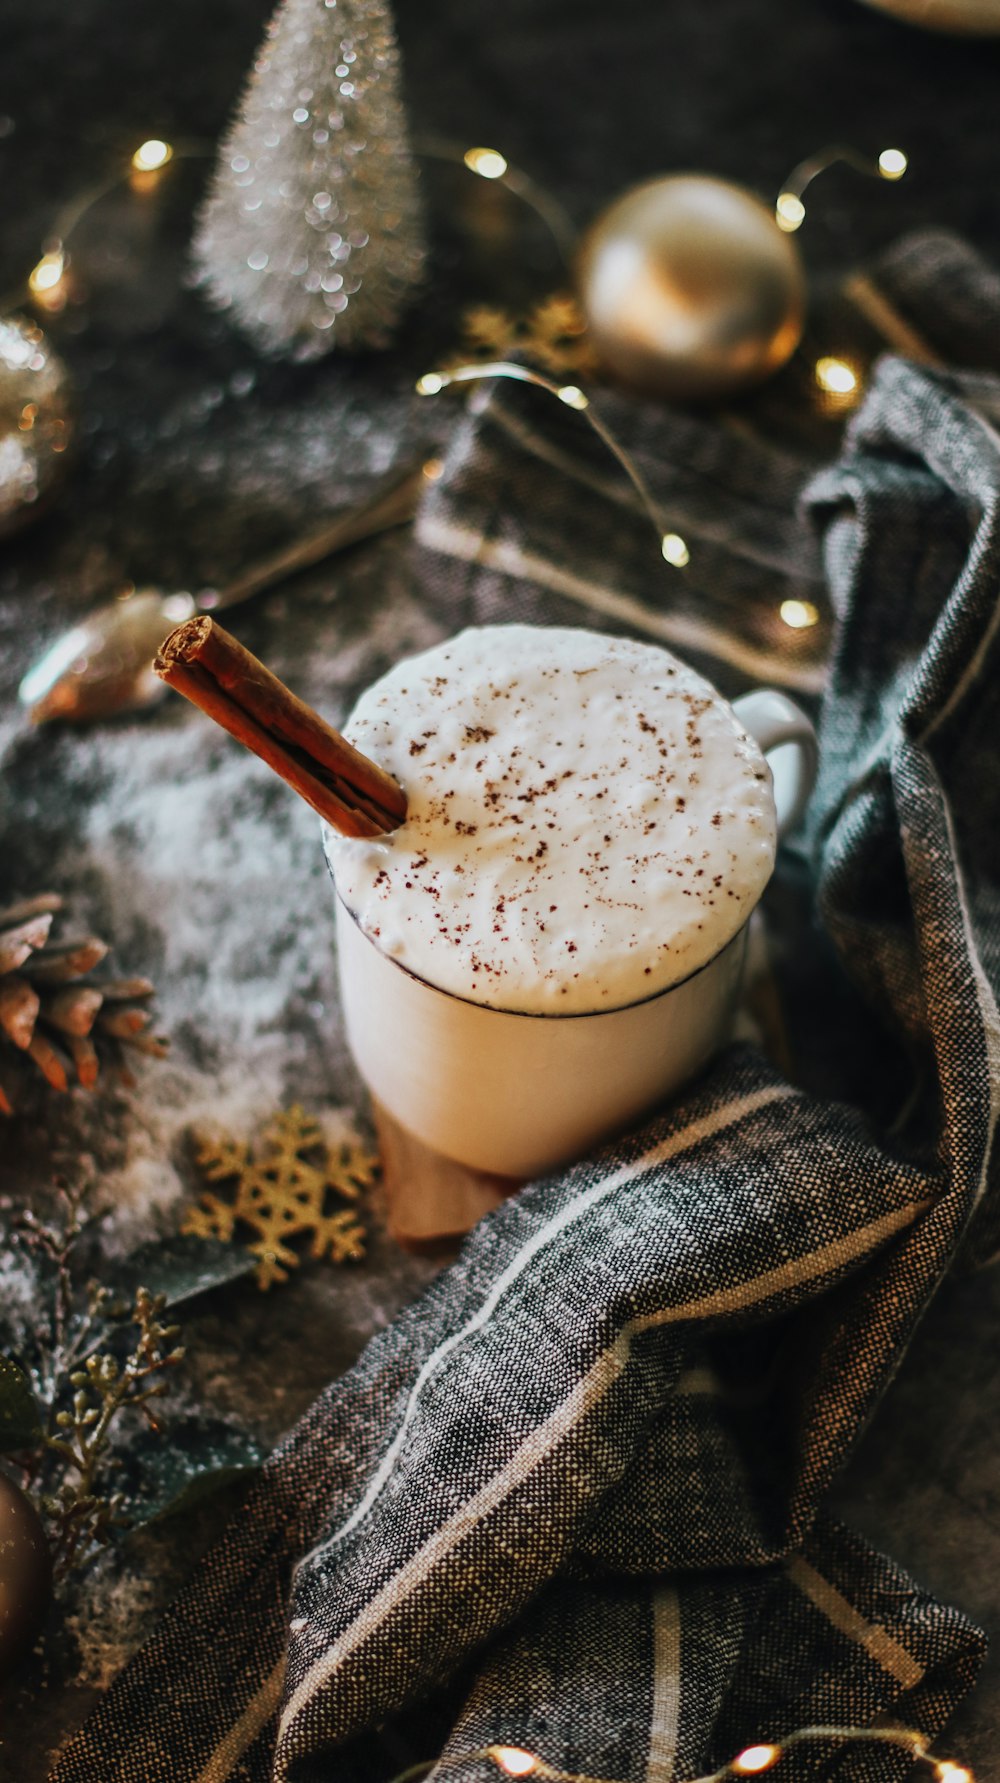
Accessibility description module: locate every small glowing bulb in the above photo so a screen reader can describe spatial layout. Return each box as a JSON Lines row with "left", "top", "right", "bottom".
{"left": 28, "top": 249, "right": 65, "bottom": 294}
{"left": 775, "top": 192, "right": 806, "bottom": 233}
{"left": 661, "top": 532, "right": 690, "bottom": 568}
{"left": 935, "top": 1764, "right": 973, "bottom": 1783}
{"left": 490, "top": 1749, "right": 539, "bottom": 1778}
{"left": 878, "top": 147, "right": 907, "bottom": 181}
{"left": 732, "top": 1744, "right": 781, "bottom": 1775}
{"left": 556, "top": 384, "right": 588, "bottom": 410}
{"left": 780, "top": 598, "right": 820, "bottom": 630}
{"left": 464, "top": 146, "right": 509, "bottom": 181}
{"left": 416, "top": 372, "right": 447, "bottom": 396}
{"left": 815, "top": 357, "right": 858, "bottom": 396}
{"left": 132, "top": 138, "right": 173, "bottom": 172}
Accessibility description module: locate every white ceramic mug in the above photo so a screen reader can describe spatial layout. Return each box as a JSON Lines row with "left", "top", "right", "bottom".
{"left": 329, "top": 687, "right": 816, "bottom": 1179}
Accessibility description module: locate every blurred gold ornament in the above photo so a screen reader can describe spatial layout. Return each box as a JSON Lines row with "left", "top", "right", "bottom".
{"left": 0, "top": 314, "right": 74, "bottom": 538}
{"left": 0, "top": 1470, "right": 52, "bottom": 1680}
{"left": 856, "top": 0, "right": 1000, "bottom": 29}
{"left": 576, "top": 175, "right": 806, "bottom": 403}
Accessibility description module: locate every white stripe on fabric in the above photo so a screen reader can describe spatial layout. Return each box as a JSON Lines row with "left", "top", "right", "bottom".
{"left": 920, "top": 577, "right": 1000, "bottom": 743}
{"left": 928, "top": 766, "right": 1000, "bottom": 1193}
{"left": 302, "top": 1085, "right": 791, "bottom": 1565}
{"left": 647, "top": 1587, "right": 682, "bottom": 1781}
{"left": 193, "top": 1655, "right": 285, "bottom": 1783}
{"left": 788, "top": 1556, "right": 924, "bottom": 1689}
{"left": 915, "top": 392, "right": 1000, "bottom": 744}
{"left": 277, "top": 1193, "right": 925, "bottom": 1749}
{"left": 416, "top": 515, "right": 827, "bottom": 695}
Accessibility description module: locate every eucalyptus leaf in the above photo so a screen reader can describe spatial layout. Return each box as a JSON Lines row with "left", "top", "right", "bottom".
{"left": 108, "top": 1236, "right": 256, "bottom": 1310}
{"left": 115, "top": 1413, "right": 265, "bottom": 1525}
{"left": 149, "top": 1461, "right": 262, "bottom": 1522}
{"left": 0, "top": 1354, "right": 42, "bottom": 1452}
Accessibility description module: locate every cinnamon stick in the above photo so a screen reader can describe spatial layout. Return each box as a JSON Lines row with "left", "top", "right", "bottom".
{"left": 153, "top": 617, "right": 407, "bottom": 838}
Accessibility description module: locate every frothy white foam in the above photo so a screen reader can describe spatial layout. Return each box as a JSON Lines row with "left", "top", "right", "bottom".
{"left": 326, "top": 625, "right": 776, "bottom": 1013}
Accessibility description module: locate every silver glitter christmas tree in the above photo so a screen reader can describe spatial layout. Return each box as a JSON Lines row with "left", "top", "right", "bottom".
{"left": 192, "top": 0, "right": 426, "bottom": 360}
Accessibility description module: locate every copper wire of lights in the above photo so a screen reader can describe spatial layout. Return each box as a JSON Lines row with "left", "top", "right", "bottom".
{"left": 415, "top": 361, "right": 835, "bottom": 632}
{"left": 775, "top": 142, "right": 907, "bottom": 231}
{"left": 20, "top": 137, "right": 206, "bottom": 314}
{"left": 416, "top": 359, "right": 689, "bottom": 570}
{"left": 387, "top": 1723, "right": 972, "bottom": 1783}
{"left": 416, "top": 135, "right": 579, "bottom": 265}
{"left": 446, "top": 130, "right": 909, "bottom": 424}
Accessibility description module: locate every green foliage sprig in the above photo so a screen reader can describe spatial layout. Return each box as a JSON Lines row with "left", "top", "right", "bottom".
{"left": 41, "top": 1285, "right": 184, "bottom": 1577}
{"left": 1, "top": 1184, "right": 184, "bottom": 1576}
{"left": 0, "top": 1180, "right": 259, "bottom": 1579}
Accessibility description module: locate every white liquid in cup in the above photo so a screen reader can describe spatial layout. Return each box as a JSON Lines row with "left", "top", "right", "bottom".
{"left": 325, "top": 625, "right": 816, "bottom": 1177}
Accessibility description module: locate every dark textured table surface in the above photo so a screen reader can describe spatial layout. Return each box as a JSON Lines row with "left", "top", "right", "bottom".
{"left": 2, "top": 2, "right": 1000, "bottom": 1778}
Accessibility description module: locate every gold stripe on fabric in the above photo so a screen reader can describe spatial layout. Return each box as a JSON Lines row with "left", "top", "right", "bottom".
{"left": 632, "top": 1198, "right": 929, "bottom": 1337}
{"left": 787, "top": 1556, "right": 925, "bottom": 1690}
{"left": 193, "top": 1655, "right": 285, "bottom": 1783}
{"left": 647, "top": 1586, "right": 682, "bottom": 1781}
{"left": 415, "top": 514, "right": 827, "bottom": 695}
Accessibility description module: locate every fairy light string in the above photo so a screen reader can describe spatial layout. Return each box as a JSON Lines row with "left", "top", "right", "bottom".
{"left": 775, "top": 142, "right": 908, "bottom": 232}
{"left": 416, "top": 361, "right": 829, "bottom": 634}
{"left": 21, "top": 136, "right": 205, "bottom": 313}
{"left": 386, "top": 1725, "right": 973, "bottom": 1783}
{"left": 427, "top": 130, "right": 910, "bottom": 486}
{"left": 17, "top": 128, "right": 906, "bottom": 437}
{"left": 15, "top": 129, "right": 881, "bottom": 634}
{"left": 417, "top": 136, "right": 579, "bottom": 266}
{"left": 428, "top": 132, "right": 909, "bottom": 272}
{"left": 416, "top": 359, "right": 687, "bottom": 571}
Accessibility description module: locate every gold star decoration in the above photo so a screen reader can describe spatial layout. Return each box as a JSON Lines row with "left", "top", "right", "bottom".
{"left": 182, "top": 1105, "right": 374, "bottom": 1289}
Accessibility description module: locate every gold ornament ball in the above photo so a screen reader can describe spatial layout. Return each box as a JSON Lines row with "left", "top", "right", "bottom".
{"left": 576, "top": 175, "right": 806, "bottom": 404}
{"left": 856, "top": 0, "right": 1000, "bottom": 29}
{"left": 0, "top": 313, "right": 74, "bottom": 540}
{"left": 0, "top": 1471, "right": 52, "bottom": 1679}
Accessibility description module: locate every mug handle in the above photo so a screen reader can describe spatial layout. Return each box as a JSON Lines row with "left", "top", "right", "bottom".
{"left": 731, "top": 688, "right": 819, "bottom": 841}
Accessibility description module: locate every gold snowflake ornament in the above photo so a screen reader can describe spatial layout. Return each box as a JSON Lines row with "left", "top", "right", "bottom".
{"left": 182, "top": 1106, "right": 374, "bottom": 1289}
{"left": 446, "top": 293, "right": 599, "bottom": 378}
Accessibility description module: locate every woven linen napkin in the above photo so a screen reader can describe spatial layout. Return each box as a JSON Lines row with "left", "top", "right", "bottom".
{"left": 53, "top": 232, "right": 1000, "bottom": 1783}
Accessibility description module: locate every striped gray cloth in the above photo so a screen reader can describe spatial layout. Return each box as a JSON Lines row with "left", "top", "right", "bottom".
{"left": 54, "top": 232, "right": 1000, "bottom": 1783}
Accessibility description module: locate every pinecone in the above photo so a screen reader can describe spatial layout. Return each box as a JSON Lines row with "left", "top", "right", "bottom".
{"left": 0, "top": 893, "right": 167, "bottom": 1114}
